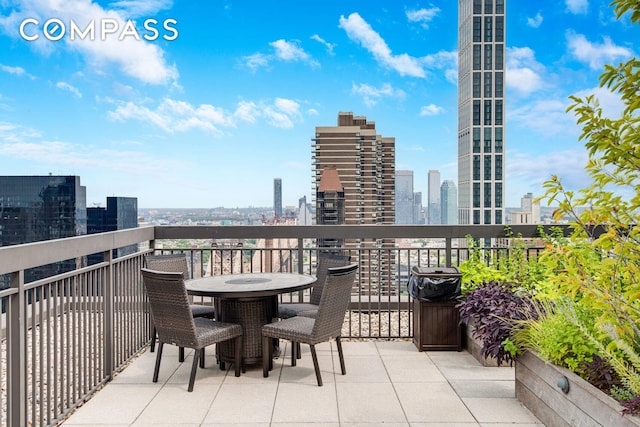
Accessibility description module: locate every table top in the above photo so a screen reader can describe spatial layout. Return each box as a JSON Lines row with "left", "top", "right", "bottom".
{"left": 186, "top": 272, "right": 316, "bottom": 298}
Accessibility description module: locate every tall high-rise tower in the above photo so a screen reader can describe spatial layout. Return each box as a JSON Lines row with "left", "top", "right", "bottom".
{"left": 458, "top": 0, "right": 506, "bottom": 225}
{"left": 427, "top": 170, "right": 441, "bottom": 224}
{"left": 0, "top": 175, "right": 87, "bottom": 285}
{"left": 312, "top": 112, "right": 396, "bottom": 294}
{"left": 273, "top": 178, "right": 282, "bottom": 219}
{"left": 440, "top": 180, "right": 458, "bottom": 224}
{"left": 395, "top": 170, "right": 414, "bottom": 224}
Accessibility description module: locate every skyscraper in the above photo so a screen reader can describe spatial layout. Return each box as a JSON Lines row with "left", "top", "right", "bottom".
{"left": 312, "top": 112, "right": 395, "bottom": 294}
{"left": 458, "top": 0, "right": 506, "bottom": 225}
{"left": 440, "top": 180, "right": 458, "bottom": 224}
{"left": 0, "top": 175, "right": 87, "bottom": 285}
{"left": 273, "top": 178, "right": 282, "bottom": 219}
{"left": 395, "top": 170, "right": 414, "bottom": 224}
{"left": 87, "top": 196, "right": 139, "bottom": 263}
{"left": 427, "top": 170, "right": 441, "bottom": 224}
{"left": 315, "top": 167, "right": 345, "bottom": 251}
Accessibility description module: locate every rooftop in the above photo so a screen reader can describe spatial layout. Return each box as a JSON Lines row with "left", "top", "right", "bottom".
{"left": 61, "top": 340, "right": 541, "bottom": 426}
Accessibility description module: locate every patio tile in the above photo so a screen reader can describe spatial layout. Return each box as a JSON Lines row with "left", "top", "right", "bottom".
{"left": 62, "top": 384, "right": 160, "bottom": 425}
{"left": 202, "top": 382, "right": 278, "bottom": 424}
{"left": 279, "top": 352, "right": 337, "bottom": 384}
{"left": 133, "top": 383, "right": 218, "bottom": 425}
{"left": 395, "top": 382, "right": 476, "bottom": 423}
{"left": 463, "top": 397, "right": 542, "bottom": 424}
{"left": 381, "top": 354, "right": 447, "bottom": 382}
{"left": 336, "top": 382, "right": 407, "bottom": 423}
{"left": 333, "top": 354, "right": 391, "bottom": 383}
{"left": 271, "top": 382, "right": 339, "bottom": 423}
{"left": 450, "top": 379, "right": 515, "bottom": 398}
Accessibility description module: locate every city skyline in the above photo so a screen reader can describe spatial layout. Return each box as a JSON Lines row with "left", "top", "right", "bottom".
{"left": 0, "top": 1, "right": 636, "bottom": 208}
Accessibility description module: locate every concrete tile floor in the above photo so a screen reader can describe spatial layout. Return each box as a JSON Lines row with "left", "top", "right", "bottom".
{"left": 60, "top": 341, "right": 543, "bottom": 426}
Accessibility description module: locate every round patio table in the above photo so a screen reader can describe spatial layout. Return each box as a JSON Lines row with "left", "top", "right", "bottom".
{"left": 186, "top": 272, "right": 316, "bottom": 366}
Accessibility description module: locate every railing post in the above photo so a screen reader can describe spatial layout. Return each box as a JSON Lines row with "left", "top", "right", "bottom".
{"left": 445, "top": 237, "right": 452, "bottom": 267}
{"left": 104, "top": 249, "right": 114, "bottom": 380}
{"left": 7, "top": 270, "right": 26, "bottom": 427}
{"left": 297, "top": 238, "right": 304, "bottom": 274}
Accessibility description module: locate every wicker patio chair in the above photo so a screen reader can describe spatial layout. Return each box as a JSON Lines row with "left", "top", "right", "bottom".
{"left": 278, "top": 253, "right": 350, "bottom": 320}
{"left": 141, "top": 268, "right": 243, "bottom": 392}
{"left": 145, "top": 254, "right": 216, "bottom": 359}
{"left": 262, "top": 263, "right": 358, "bottom": 386}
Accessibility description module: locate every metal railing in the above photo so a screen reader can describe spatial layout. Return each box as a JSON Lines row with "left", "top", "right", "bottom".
{"left": 0, "top": 224, "right": 567, "bottom": 426}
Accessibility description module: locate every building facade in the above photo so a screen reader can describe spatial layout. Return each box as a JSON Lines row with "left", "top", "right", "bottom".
{"left": 458, "top": 0, "right": 506, "bottom": 225}
{"left": 312, "top": 112, "right": 396, "bottom": 295}
{"left": 0, "top": 175, "right": 87, "bottom": 286}
{"left": 273, "top": 178, "right": 282, "bottom": 219}
{"left": 427, "top": 169, "right": 441, "bottom": 224}
{"left": 440, "top": 180, "right": 458, "bottom": 224}
{"left": 87, "top": 196, "right": 138, "bottom": 263}
{"left": 395, "top": 170, "right": 414, "bottom": 224}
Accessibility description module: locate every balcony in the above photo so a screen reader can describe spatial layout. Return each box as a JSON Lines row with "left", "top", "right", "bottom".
{"left": 0, "top": 224, "right": 554, "bottom": 426}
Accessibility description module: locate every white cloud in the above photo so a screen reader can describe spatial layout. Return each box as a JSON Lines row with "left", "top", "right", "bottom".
{"left": 419, "top": 104, "right": 444, "bottom": 116}
{"left": 270, "top": 39, "right": 319, "bottom": 67}
{"left": 243, "top": 53, "right": 270, "bottom": 72}
{"left": 242, "top": 39, "right": 319, "bottom": 71}
{"left": 565, "top": 0, "right": 589, "bottom": 15}
{"left": 566, "top": 31, "right": 633, "bottom": 70}
{"left": 406, "top": 7, "right": 440, "bottom": 29}
{"left": 0, "top": 64, "right": 36, "bottom": 79}
{"left": 509, "top": 98, "right": 578, "bottom": 139}
{"left": 527, "top": 12, "right": 543, "bottom": 28}
{"left": 507, "top": 147, "right": 589, "bottom": 198}
{"left": 108, "top": 97, "right": 304, "bottom": 132}
{"left": 506, "top": 47, "right": 545, "bottom": 96}
{"left": 0, "top": 0, "right": 178, "bottom": 85}
{"left": 56, "top": 81, "right": 82, "bottom": 98}
{"left": 572, "top": 85, "right": 626, "bottom": 118}
{"left": 108, "top": 0, "right": 173, "bottom": 18}
{"left": 310, "top": 34, "right": 335, "bottom": 55}
{"left": 339, "top": 12, "right": 426, "bottom": 78}
{"left": 351, "top": 82, "right": 406, "bottom": 107}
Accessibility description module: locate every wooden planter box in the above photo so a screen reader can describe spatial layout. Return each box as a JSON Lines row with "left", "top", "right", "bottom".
{"left": 413, "top": 299, "right": 462, "bottom": 351}
{"left": 462, "top": 318, "right": 500, "bottom": 367}
{"left": 516, "top": 351, "right": 640, "bottom": 427}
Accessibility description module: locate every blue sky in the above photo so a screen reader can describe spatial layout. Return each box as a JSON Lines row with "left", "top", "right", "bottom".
{"left": 0, "top": 1, "right": 636, "bottom": 209}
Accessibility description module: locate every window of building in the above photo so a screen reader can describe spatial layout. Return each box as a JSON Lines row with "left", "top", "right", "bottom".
{"left": 495, "top": 100, "right": 503, "bottom": 125}
{"left": 473, "top": 128, "right": 481, "bottom": 153}
{"left": 484, "top": 209, "right": 492, "bottom": 224}
{"left": 495, "top": 45, "right": 504, "bottom": 70}
{"left": 474, "top": 0, "right": 482, "bottom": 14}
{"left": 495, "top": 209, "right": 502, "bottom": 224}
{"left": 495, "top": 182, "right": 503, "bottom": 208}
{"left": 495, "top": 155, "right": 503, "bottom": 180}
{"left": 495, "top": 72, "right": 503, "bottom": 97}
{"left": 473, "top": 72, "right": 481, "bottom": 98}
{"left": 473, "top": 17, "right": 481, "bottom": 42}
{"left": 473, "top": 155, "right": 481, "bottom": 180}
{"left": 484, "top": 100, "right": 492, "bottom": 125}
{"left": 495, "top": 16, "right": 504, "bottom": 42}
{"left": 484, "top": 128, "right": 492, "bottom": 153}
{"left": 484, "top": 72, "right": 492, "bottom": 97}
{"left": 485, "top": 0, "right": 493, "bottom": 14}
{"left": 484, "top": 44, "right": 492, "bottom": 70}
{"left": 496, "top": 0, "right": 504, "bottom": 14}
{"left": 484, "top": 17, "right": 493, "bottom": 42}
{"left": 473, "top": 45, "right": 481, "bottom": 70}
{"left": 473, "top": 183, "right": 481, "bottom": 208}
{"left": 484, "top": 155, "right": 492, "bottom": 180}
{"left": 495, "top": 129, "right": 503, "bottom": 152}
{"left": 473, "top": 100, "right": 481, "bottom": 125}
{"left": 484, "top": 184, "right": 492, "bottom": 209}
{"left": 473, "top": 210, "right": 481, "bottom": 224}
